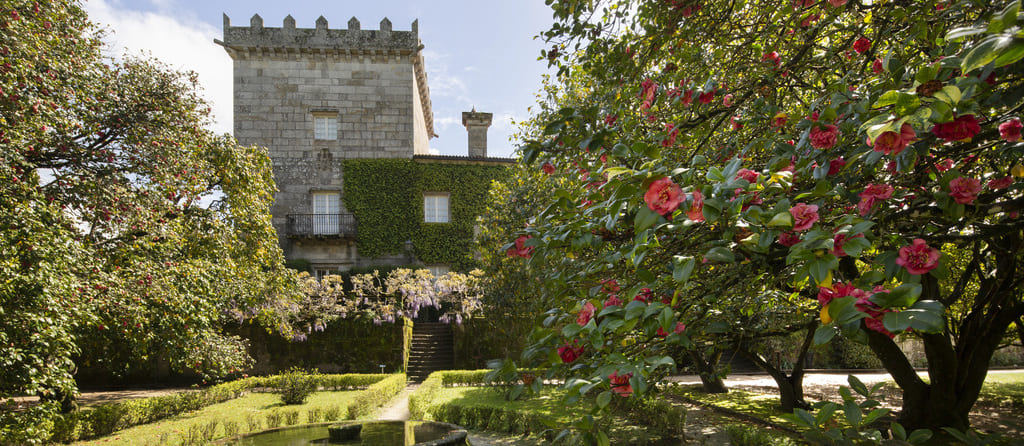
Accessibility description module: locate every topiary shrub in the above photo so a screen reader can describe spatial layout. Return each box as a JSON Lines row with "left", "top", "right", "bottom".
{"left": 276, "top": 367, "right": 320, "bottom": 405}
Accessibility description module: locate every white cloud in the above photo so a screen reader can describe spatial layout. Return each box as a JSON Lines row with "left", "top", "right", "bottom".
{"left": 421, "top": 49, "right": 472, "bottom": 107}
{"left": 84, "top": 0, "right": 232, "bottom": 135}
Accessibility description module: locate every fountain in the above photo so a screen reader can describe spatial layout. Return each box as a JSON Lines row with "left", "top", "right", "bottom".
{"left": 221, "top": 420, "right": 470, "bottom": 446}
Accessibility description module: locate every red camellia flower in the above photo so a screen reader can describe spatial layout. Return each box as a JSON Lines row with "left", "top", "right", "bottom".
{"left": 558, "top": 341, "right": 585, "bottom": 363}
{"left": 931, "top": 114, "right": 981, "bottom": 142}
{"left": 872, "top": 58, "right": 884, "bottom": 74}
{"left": 828, "top": 158, "right": 846, "bottom": 175}
{"left": 935, "top": 158, "right": 955, "bottom": 172}
{"left": 735, "top": 168, "right": 759, "bottom": 184}
{"left": 657, "top": 322, "right": 687, "bottom": 337}
{"left": 723, "top": 93, "right": 734, "bottom": 107}
{"left": 662, "top": 123, "right": 679, "bottom": 147}
{"left": 644, "top": 177, "right": 684, "bottom": 216}
{"left": 640, "top": 79, "right": 658, "bottom": 111}
{"left": 772, "top": 112, "right": 788, "bottom": 129}
{"left": 869, "top": 123, "right": 916, "bottom": 155}
{"left": 988, "top": 176, "right": 1013, "bottom": 190}
{"left": 730, "top": 115, "right": 743, "bottom": 130}
{"left": 681, "top": 89, "right": 694, "bottom": 106}
{"left": 778, "top": 232, "right": 801, "bottom": 247}
{"left": 999, "top": 118, "right": 1022, "bottom": 142}
{"left": 542, "top": 162, "right": 556, "bottom": 175}
{"left": 828, "top": 0, "right": 848, "bottom": 5}
{"left": 853, "top": 37, "right": 871, "bottom": 54}
{"left": 896, "top": 238, "right": 941, "bottom": 275}
{"left": 686, "top": 190, "right": 705, "bottom": 222}
{"left": 609, "top": 371, "right": 633, "bottom": 397}
{"left": 506, "top": 235, "right": 534, "bottom": 258}
{"left": 633, "top": 288, "right": 654, "bottom": 304}
{"left": 604, "top": 114, "right": 618, "bottom": 126}
{"left": 817, "top": 282, "right": 868, "bottom": 306}
{"left": 949, "top": 177, "right": 982, "bottom": 204}
{"left": 809, "top": 123, "right": 839, "bottom": 149}
{"left": 762, "top": 51, "right": 781, "bottom": 68}
{"left": 604, "top": 295, "right": 623, "bottom": 308}
{"left": 576, "top": 301, "right": 597, "bottom": 326}
{"left": 698, "top": 91, "right": 715, "bottom": 104}
{"left": 789, "top": 203, "right": 820, "bottom": 231}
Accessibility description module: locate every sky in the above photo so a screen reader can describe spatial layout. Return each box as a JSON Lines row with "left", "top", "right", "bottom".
{"left": 83, "top": 0, "right": 556, "bottom": 159}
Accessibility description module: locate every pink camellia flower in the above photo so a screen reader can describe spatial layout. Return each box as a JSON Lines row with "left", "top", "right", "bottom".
{"left": 949, "top": 177, "right": 982, "bottom": 204}
{"left": 686, "top": 190, "right": 705, "bottom": 222}
{"left": 772, "top": 112, "right": 788, "bottom": 129}
{"left": 604, "top": 114, "right": 618, "bottom": 126}
{"left": 800, "top": 12, "right": 821, "bottom": 27}
{"left": 698, "top": 91, "right": 715, "bottom": 104}
{"left": 681, "top": 89, "right": 694, "bottom": 106}
{"left": 828, "top": 0, "right": 848, "bottom": 6}
{"left": 791, "top": 0, "right": 814, "bottom": 8}
{"left": 600, "top": 278, "right": 621, "bottom": 293}
{"left": 735, "top": 168, "right": 759, "bottom": 184}
{"left": 872, "top": 58, "right": 884, "bottom": 74}
{"left": 869, "top": 123, "right": 916, "bottom": 155}
{"left": 857, "top": 183, "right": 894, "bottom": 216}
{"left": 506, "top": 235, "right": 534, "bottom": 258}
{"left": 935, "top": 158, "right": 954, "bottom": 172}
{"left": 656, "top": 322, "right": 687, "bottom": 337}
{"left": 932, "top": 114, "right": 981, "bottom": 142}
{"left": 604, "top": 295, "right": 623, "bottom": 308}
{"left": 662, "top": 123, "right": 680, "bottom": 147}
{"left": 558, "top": 342, "right": 584, "bottom": 363}
{"left": 778, "top": 232, "right": 801, "bottom": 247}
{"left": 730, "top": 115, "right": 743, "bottom": 130}
{"left": 644, "top": 177, "right": 684, "bottom": 216}
{"left": 609, "top": 371, "right": 633, "bottom": 397}
{"left": 832, "top": 232, "right": 864, "bottom": 257}
{"left": 542, "top": 162, "right": 556, "bottom": 175}
{"left": 828, "top": 158, "right": 846, "bottom": 175}
{"left": 789, "top": 203, "right": 820, "bottom": 231}
{"left": 723, "top": 94, "right": 734, "bottom": 107}
{"left": 762, "top": 51, "right": 781, "bottom": 68}
{"left": 864, "top": 317, "right": 895, "bottom": 338}
{"left": 576, "top": 301, "right": 597, "bottom": 326}
{"left": 988, "top": 176, "right": 1013, "bottom": 190}
{"left": 853, "top": 37, "right": 871, "bottom": 54}
{"left": 809, "top": 123, "right": 840, "bottom": 149}
{"left": 999, "top": 118, "right": 1022, "bottom": 142}
{"left": 817, "top": 282, "right": 869, "bottom": 306}
{"left": 640, "top": 79, "right": 658, "bottom": 111}
{"left": 896, "top": 238, "right": 941, "bottom": 275}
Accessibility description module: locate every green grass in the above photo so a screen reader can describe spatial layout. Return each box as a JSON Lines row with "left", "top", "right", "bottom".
{"left": 71, "top": 391, "right": 360, "bottom": 446}
{"left": 667, "top": 384, "right": 794, "bottom": 426}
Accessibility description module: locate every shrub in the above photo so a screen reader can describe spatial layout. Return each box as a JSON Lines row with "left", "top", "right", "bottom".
{"left": 276, "top": 367, "right": 320, "bottom": 405}
{"left": 245, "top": 412, "right": 262, "bottom": 432}
{"left": 347, "top": 373, "right": 406, "bottom": 419}
{"left": 223, "top": 420, "right": 240, "bottom": 437}
{"left": 306, "top": 407, "right": 324, "bottom": 423}
{"left": 265, "top": 410, "right": 283, "bottom": 428}
{"left": 283, "top": 409, "right": 301, "bottom": 426}
{"left": 624, "top": 397, "right": 686, "bottom": 440}
{"left": 323, "top": 405, "right": 343, "bottom": 422}
{"left": 726, "top": 424, "right": 799, "bottom": 446}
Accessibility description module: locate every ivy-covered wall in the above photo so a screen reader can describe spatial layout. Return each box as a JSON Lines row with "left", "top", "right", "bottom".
{"left": 342, "top": 159, "right": 510, "bottom": 271}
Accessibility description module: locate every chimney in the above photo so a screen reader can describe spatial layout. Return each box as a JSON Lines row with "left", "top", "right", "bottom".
{"left": 462, "top": 108, "right": 492, "bottom": 158}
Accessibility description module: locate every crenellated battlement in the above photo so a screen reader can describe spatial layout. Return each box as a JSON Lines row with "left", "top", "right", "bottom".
{"left": 219, "top": 14, "right": 421, "bottom": 54}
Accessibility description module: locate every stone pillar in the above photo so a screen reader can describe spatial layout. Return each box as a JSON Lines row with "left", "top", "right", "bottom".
{"left": 462, "top": 110, "right": 492, "bottom": 158}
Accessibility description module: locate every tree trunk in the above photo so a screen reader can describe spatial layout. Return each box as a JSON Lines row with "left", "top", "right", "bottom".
{"left": 689, "top": 349, "right": 727, "bottom": 393}
{"left": 736, "top": 321, "right": 816, "bottom": 412}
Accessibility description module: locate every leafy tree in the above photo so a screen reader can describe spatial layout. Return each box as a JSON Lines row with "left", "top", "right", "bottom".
{"left": 1, "top": 0, "right": 299, "bottom": 440}
{"left": 514, "top": 0, "right": 1024, "bottom": 436}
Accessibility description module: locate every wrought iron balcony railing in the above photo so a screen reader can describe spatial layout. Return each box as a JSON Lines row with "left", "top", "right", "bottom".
{"left": 286, "top": 213, "right": 357, "bottom": 238}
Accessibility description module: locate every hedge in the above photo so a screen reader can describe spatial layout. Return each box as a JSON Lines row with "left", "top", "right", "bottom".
{"left": 48, "top": 373, "right": 392, "bottom": 443}
{"left": 346, "top": 373, "right": 407, "bottom": 419}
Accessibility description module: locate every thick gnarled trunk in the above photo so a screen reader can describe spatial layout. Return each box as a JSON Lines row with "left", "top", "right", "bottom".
{"left": 736, "top": 321, "right": 816, "bottom": 412}
{"left": 689, "top": 349, "right": 727, "bottom": 393}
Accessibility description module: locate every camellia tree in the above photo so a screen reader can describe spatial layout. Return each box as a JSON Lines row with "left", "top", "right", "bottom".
{"left": 508, "top": 0, "right": 1024, "bottom": 438}
{"left": 1, "top": 1, "right": 300, "bottom": 441}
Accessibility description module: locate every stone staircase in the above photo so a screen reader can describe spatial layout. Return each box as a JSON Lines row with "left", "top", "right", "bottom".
{"left": 407, "top": 322, "right": 453, "bottom": 383}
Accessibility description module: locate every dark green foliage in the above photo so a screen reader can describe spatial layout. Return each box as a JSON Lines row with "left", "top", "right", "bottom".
{"left": 623, "top": 397, "right": 687, "bottom": 440}
{"left": 342, "top": 159, "right": 508, "bottom": 270}
{"left": 233, "top": 318, "right": 404, "bottom": 374}
{"left": 726, "top": 424, "right": 799, "bottom": 446}
{"left": 276, "top": 367, "right": 320, "bottom": 405}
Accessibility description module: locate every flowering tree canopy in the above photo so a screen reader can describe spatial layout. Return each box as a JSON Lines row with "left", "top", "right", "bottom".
{"left": 508, "top": 0, "right": 1024, "bottom": 435}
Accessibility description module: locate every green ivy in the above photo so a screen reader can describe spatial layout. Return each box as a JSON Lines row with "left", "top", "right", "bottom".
{"left": 342, "top": 159, "right": 509, "bottom": 271}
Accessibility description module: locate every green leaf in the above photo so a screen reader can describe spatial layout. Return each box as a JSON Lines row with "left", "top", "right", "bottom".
{"left": 882, "top": 300, "right": 945, "bottom": 333}
{"left": 767, "top": 211, "right": 793, "bottom": 228}
{"left": 813, "top": 325, "right": 837, "bottom": 345}
{"left": 634, "top": 206, "right": 660, "bottom": 233}
{"left": 895, "top": 93, "right": 921, "bottom": 115}
{"left": 907, "top": 429, "right": 933, "bottom": 444}
{"left": 915, "top": 65, "right": 938, "bottom": 84}
{"left": 872, "top": 90, "right": 900, "bottom": 108}
{"left": 596, "top": 390, "right": 612, "bottom": 409}
{"left": 844, "top": 400, "right": 863, "bottom": 425}
{"left": 994, "top": 39, "right": 1024, "bottom": 67}
{"left": 872, "top": 283, "right": 921, "bottom": 308}
{"left": 961, "top": 35, "right": 1006, "bottom": 73}
{"left": 706, "top": 167, "right": 726, "bottom": 182}
{"left": 841, "top": 237, "right": 871, "bottom": 257}
{"left": 933, "top": 85, "right": 962, "bottom": 105}
{"left": 672, "top": 256, "right": 696, "bottom": 284}
{"left": 624, "top": 300, "right": 647, "bottom": 321}
{"left": 946, "top": 26, "right": 987, "bottom": 41}
{"left": 848, "top": 375, "right": 870, "bottom": 397}
{"left": 703, "top": 247, "right": 735, "bottom": 263}
{"left": 891, "top": 422, "right": 907, "bottom": 441}
{"left": 603, "top": 167, "right": 633, "bottom": 179}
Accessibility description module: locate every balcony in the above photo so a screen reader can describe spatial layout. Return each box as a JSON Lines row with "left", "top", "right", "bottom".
{"left": 286, "top": 213, "right": 357, "bottom": 238}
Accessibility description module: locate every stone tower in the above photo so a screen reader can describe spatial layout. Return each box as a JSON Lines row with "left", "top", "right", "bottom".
{"left": 462, "top": 109, "right": 492, "bottom": 158}
{"left": 217, "top": 15, "right": 436, "bottom": 272}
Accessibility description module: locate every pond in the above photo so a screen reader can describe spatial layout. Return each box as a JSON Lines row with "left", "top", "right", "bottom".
{"left": 222, "top": 420, "right": 470, "bottom": 446}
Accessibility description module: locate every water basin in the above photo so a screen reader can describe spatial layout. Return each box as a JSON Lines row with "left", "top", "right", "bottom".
{"left": 222, "top": 420, "right": 470, "bottom": 446}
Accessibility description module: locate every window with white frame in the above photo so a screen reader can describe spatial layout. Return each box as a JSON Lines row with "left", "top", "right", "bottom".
{"left": 314, "top": 114, "right": 337, "bottom": 140}
{"left": 312, "top": 191, "right": 340, "bottom": 235}
{"left": 426, "top": 265, "right": 449, "bottom": 278}
{"left": 423, "top": 192, "right": 449, "bottom": 223}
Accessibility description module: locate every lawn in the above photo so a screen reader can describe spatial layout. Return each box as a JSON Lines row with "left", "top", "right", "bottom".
{"left": 72, "top": 391, "right": 360, "bottom": 446}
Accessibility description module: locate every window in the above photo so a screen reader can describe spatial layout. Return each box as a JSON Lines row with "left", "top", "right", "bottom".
{"left": 314, "top": 115, "right": 337, "bottom": 140}
{"left": 312, "top": 192, "right": 340, "bottom": 235}
{"left": 423, "top": 193, "right": 449, "bottom": 223}
{"left": 426, "top": 265, "right": 449, "bottom": 278}
{"left": 315, "top": 268, "right": 337, "bottom": 281}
